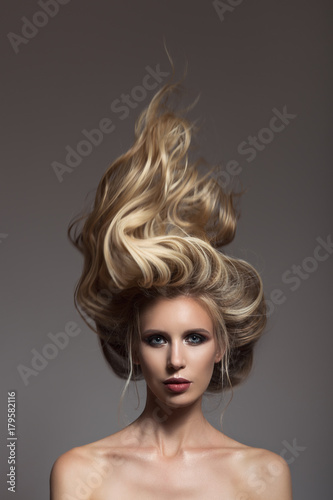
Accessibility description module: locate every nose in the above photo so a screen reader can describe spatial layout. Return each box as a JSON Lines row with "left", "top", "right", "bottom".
{"left": 167, "top": 340, "right": 186, "bottom": 370}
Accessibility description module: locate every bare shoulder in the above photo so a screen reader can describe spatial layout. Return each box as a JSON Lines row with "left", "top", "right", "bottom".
{"left": 50, "top": 441, "right": 110, "bottom": 500}
{"left": 50, "top": 446, "right": 91, "bottom": 500}
{"left": 235, "top": 445, "right": 293, "bottom": 500}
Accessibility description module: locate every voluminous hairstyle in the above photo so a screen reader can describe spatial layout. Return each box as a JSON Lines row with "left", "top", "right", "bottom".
{"left": 68, "top": 67, "right": 267, "bottom": 401}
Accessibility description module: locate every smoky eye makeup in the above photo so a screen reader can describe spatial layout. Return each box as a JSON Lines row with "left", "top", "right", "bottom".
{"left": 143, "top": 335, "right": 166, "bottom": 346}
{"left": 185, "top": 333, "right": 207, "bottom": 344}
{"left": 142, "top": 331, "right": 210, "bottom": 347}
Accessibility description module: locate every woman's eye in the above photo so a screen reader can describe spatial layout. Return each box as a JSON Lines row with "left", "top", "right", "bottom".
{"left": 144, "top": 334, "right": 206, "bottom": 346}
{"left": 145, "top": 336, "right": 165, "bottom": 346}
{"left": 186, "top": 334, "right": 205, "bottom": 345}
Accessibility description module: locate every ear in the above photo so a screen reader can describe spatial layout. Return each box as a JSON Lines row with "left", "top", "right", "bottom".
{"left": 214, "top": 346, "right": 224, "bottom": 364}
{"left": 132, "top": 351, "right": 140, "bottom": 365}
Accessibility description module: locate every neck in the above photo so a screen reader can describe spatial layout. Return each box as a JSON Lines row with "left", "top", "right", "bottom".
{"left": 129, "top": 387, "right": 218, "bottom": 458}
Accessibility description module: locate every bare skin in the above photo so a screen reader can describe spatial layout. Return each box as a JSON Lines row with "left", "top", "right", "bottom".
{"left": 50, "top": 297, "right": 292, "bottom": 499}
{"left": 50, "top": 424, "right": 292, "bottom": 499}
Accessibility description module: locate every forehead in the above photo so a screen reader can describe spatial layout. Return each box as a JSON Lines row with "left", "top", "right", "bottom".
{"left": 139, "top": 295, "right": 214, "bottom": 330}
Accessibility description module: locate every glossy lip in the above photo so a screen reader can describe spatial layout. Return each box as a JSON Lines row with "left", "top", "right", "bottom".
{"left": 163, "top": 377, "right": 191, "bottom": 384}
{"left": 165, "top": 382, "right": 191, "bottom": 393}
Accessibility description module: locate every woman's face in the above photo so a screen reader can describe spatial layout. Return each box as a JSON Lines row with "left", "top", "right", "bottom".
{"left": 136, "top": 295, "right": 223, "bottom": 407}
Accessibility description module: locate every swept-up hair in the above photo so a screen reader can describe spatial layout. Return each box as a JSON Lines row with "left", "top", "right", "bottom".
{"left": 68, "top": 59, "right": 266, "bottom": 413}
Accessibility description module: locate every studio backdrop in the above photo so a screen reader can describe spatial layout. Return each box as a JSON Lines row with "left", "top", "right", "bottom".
{"left": 1, "top": 1, "right": 332, "bottom": 498}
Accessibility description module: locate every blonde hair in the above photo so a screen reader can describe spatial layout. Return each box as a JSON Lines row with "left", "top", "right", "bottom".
{"left": 68, "top": 62, "right": 266, "bottom": 414}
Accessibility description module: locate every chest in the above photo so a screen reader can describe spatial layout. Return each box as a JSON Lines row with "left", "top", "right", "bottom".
{"left": 90, "top": 454, "right": 243, "bottom": 500}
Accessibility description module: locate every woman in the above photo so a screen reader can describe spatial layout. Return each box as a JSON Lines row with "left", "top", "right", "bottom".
{"left": 50, "top": 62, "right": 292, "bottom": 499}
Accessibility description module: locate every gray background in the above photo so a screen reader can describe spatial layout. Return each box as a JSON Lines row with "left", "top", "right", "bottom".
{"left": 1, "top": 0, "right": 332, "bottom": 498}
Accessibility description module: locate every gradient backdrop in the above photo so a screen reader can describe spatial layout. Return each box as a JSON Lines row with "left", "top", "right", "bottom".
{"left": 1, "top": 1, "right": 332, "bottom": 498}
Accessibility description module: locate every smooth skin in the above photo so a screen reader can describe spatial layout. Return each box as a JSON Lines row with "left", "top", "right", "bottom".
{"left": 50, "top": 296, "right": 292, "bottom": 499}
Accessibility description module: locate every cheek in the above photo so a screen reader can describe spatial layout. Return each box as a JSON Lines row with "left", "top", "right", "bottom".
{"left": 192, "top": 344, "right": 216, "bottom": 361}
{"left": 195, "top": 348, "right": 218, "bottom": 373}
{"left": 138, "top": 348, "right": 164, "bottom": 374}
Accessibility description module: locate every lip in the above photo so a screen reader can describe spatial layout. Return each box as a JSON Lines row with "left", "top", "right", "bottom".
{"left": 163, "top": 378, "right": 192, "bottom": 394}
{"left": 164, "top": 382, "right": 191, "bottom": 393}
{"left": 163, "top": 377, "right": 191, "bottom": 384}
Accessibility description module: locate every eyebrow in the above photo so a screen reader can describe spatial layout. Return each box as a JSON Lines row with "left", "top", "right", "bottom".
{"left": 141, "top": 328, "right": 212, "bottom": 336}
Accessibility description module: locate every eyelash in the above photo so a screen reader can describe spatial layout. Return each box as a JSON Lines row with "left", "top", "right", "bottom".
{"left": 144, "top": 334, "right": 207, "bottom": 347}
